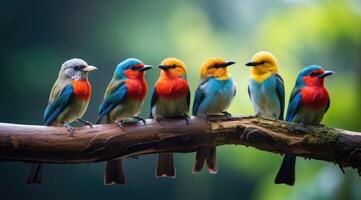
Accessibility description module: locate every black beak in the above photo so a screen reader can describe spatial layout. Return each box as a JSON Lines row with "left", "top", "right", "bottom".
{"left": 318, "top": 71, "right": 335, "bottom": 78}
{"left": 245, "top": 61, "right": 259, "bottom": 67}
{"left": 158, "top": 64, "right": 169, "bottom": 71}
{"left": 139, "top": 65, "right": 153, "bottom": 71}
{"left": 222, "top": 61, "right": 236, "bottom": 68}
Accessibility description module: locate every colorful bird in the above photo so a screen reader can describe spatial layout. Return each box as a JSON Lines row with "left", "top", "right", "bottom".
{"left": 245, "top": 51, "right": 285, "bottom": 121}
{"left": 192, "top": 58, "right": 236, "bottom": 174}
{"left": 150, "top": 58, "right": 190, "bottom": 178}
{"left": 275, "top": 65, "right": 334, "bottom": 186}
{"left": 28, "top": 58, "right": 97, "bottom": 184}
{"left": 97, "top": 58, "right": 152, "bottom": 185}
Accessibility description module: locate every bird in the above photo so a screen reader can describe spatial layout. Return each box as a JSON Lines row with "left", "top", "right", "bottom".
{"left": 245, "top": 51, "right": 285, "bottom": 121}
{"left": 275, "top": 65, "right": 334, "bottom": 186}
{"left": 192, "top": 58, "right": 236, "bottom": 174}
{"left": 28, "top": 58, "right": 97, "bottom": 184}
{"left": 97, "top": 58, "right": 152, "bottom": 185}
{"left": 150, "top": 58, "right": 190, "bottom": 178}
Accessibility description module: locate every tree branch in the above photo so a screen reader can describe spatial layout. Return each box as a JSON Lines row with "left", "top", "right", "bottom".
{"left": 0, "top": 116, "right": 360, "bottom": 174}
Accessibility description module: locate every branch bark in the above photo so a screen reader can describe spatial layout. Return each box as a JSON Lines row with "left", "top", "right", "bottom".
{"left": 0, "top": 116, "right": 360, "bottom": 173}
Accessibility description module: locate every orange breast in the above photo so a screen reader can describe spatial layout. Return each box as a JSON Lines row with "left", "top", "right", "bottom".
{"left": 73, "top": 80, "right": 91, "bottom": 100}
{"left": 156, "top": 77, "right": 189, "bottom": 98}
{"left": 125, "top": 79, "right": 148, "bottom": 99}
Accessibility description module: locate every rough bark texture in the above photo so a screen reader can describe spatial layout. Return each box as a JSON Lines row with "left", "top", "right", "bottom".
{"left": 0, "top": 116, "right": 360, "bottom": 173}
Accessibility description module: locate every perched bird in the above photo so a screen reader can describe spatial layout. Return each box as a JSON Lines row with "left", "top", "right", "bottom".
{"left": 192, "top": 58, "right": 236, "bottom": 174}
{"left": 150, "top": 58, "right": 190, "bottom": 178}
{"left": 97, "top": 58, "right": 152, "bottom": 185}
{"left": 275, "top": 65, "right": 334, "bottom": 186}
{"left": 28, "top": 58, "right": 97, "bottom": 184}
{"left": 245, "top": 51, "right": 285, "bottom": 121}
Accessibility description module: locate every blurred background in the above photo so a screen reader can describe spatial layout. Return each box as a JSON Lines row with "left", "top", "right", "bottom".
{"left": 0, "top": 0, "right": 360, "bottom": 199}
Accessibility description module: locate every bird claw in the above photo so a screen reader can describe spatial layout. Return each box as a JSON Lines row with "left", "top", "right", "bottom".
{"left": 63, "top": 124, "right": 75, "bottom": 137}
{"left": 77, "top": 118, "right": 93, "bottom": 128}
{"left": 114, "top": 120, "right": 125, "bottom": 130}
{"left": 134, "top": 116, "right": 146, "bottom": 125}
{"left": 222, "top": 111, "right": 232, "bottom": 119}
{"left": 202, "top": 113, "right": 209, "bottom": 122}
{"left": 183, "top": 114, "right": 191, "bottom": 125}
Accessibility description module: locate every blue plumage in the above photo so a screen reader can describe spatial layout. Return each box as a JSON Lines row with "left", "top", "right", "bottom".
{"left": 285, "top": 92, "right": 302, "bottom": 122}
{"left": 193, "top": 78, "right": 235, "bottom": 116}
{"left": 115, "top": 58, "right": 143, "bottom": 79}
{"left": 248, "top": 74, "right": 285, "bottom": 120}
{"left": 98, "top": 83, "right": 127, "bottom": 121}
{"left": 43, "top": 84, "right": 74, "bottom": 126}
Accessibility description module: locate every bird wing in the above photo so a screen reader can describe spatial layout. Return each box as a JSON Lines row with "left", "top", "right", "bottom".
{"left": 325, "top": 98, "right": 330, "bottom": 113}
{"left": 275, "top": 74, "right": 285, "bottom": 120}
{"left": 104, "top": 79, "right": 124, "bottom": 98}
{"left": 43, "top": 84, "right": 75, "bottom": 126}
{"left": 192, "top": 79, "right": 208, "bottom": 116}
{"left": 149, "top": 88, "right": 159, "bottom": 118}
{"left": 285, "top": 87, "right": 303, "bottom": 122}
{"left": 97, "top": 81, "right": 127, "bottom": 122}
{"left": 233, "top": 84, "right": 237, "bottom": 98}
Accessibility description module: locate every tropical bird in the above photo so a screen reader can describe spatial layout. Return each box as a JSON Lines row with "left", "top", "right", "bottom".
{"left": 192, "top": 58, "right": 236, "bottom": 174}
{"left": 245, "top": 51, "right": 285, "bottom": 121}
{"left": 28, "top": 58, "right": 97, "bottom": 184}
{"left": 97, "top": 58, "right": 152, "bottom": 185}
{"left": 275, "top": 65, "right": 334, "bottom": 186}
{"left": 150, "top": 58, "right": 190, "bottom": 178}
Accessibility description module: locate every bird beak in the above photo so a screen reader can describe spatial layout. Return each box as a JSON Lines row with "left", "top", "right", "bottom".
{"left": 318, "top": 71, "right": 335, "bottom": 78}
{"left": 158, "top": 64, "right": 169, "bottom": 71}
{"left": 139, "top": 65, "right": 153, "bottom": 71}
{"left": 222, "top": 61, "right": 236, "bottom": 68}
{"left": 82, "top": 65, "right": 98, "bottom": 72}
{"left": 245, "top": 61, "right": 259, "bottom": 67}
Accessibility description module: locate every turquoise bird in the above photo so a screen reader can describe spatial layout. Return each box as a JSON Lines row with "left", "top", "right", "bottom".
{"left": 192, "top": 58, "right": 236, "bottom": 174}
{"left": 97, "top": 58, "right": 152, "bottom": 185}
{"left": 245, "top": 51, "right": 285, "bottom": 120}
{"left": 150, "top": 58, "right": 190, "bottom": 178}
{"left": 29, "top": 58, "right": 97, "bottom": 184}
{"left": 275, "top": 65, "right": 334, "bottom": 185}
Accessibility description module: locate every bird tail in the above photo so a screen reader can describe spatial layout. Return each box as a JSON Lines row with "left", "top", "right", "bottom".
{"left": 156, "top": 153, "right": 175, "bottom": 178}
{"left": 104, "top": 159, "right": 125, "bottom": 185}
{"left": 275, "top": 154, "right": 296, "bottom": 186}
{"left": 193, "top": 147, "right": 217, "bottom": 174}
{"left": 28, "top": 163, "right": 42, "bottom": 184}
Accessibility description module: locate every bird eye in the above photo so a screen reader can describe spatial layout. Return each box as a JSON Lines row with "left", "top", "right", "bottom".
{"left": 73, "top": 65, "right": 85, "bottom": 71}
{"left": 130, "top": 65, "right": 137, "bottom": 70}
{"left": 172, "top": 64, "right": 177, "bottom": 68}
{"left": 259, "top": 61, "right": 266, "bottom": 65}
{"left": 310, "top": 71, "right": 320, "bottom": 76}
{"left": 211, "top": 64, "right": 220, "bottom": 69}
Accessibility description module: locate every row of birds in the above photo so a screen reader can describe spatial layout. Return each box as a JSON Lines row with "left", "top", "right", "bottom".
{"left": 27, "top": 51, "right": 334, "bottom": 187}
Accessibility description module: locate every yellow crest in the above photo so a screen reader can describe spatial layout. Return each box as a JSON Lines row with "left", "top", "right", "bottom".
{"left": 247, "top": 51, "right": 279, "bottom": 83}
{"left": 200, "top": 57, "right": 234, "bottom": 80}
{"left": 160, "top": 58, "right": 187, "bottom": 77}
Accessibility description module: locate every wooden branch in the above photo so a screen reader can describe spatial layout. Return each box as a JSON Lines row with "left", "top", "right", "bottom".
{"left": 0, "top": 116, "right": 360, "bottom": 173}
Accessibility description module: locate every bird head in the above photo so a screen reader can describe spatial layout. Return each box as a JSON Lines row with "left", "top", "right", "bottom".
{"left": 245, "top": 51, "right": 279, "bottom": 81}
{"left": 297, "top": 65, "right": 334, "bottom": 87}
{"left": 158, "top": 58, "right": 187, "bottom": 78}
{"left": 60, "top": 58, "right": 97, "bottom": 80}
{"left": 115, "top": 58, "right": 153, "bottom": 80}
{"left": 200, "top": 58, "right": 235, "bottom": 80}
